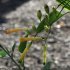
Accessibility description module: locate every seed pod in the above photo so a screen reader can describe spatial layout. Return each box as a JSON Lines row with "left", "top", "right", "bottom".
{"left": 19, "top": 42, "right": 32, "bottom": 62}
{"left": 19, "top": 37, "right": 42, "bottom": 42}
{"left": 43, "top": 45, "right": 47, "bottom": 65}
{"left": 19, "top": 46, "right": 29, "bottom": 62}
{"left": 4, "top": 28, "right": 29, "bottom": 34}
{"left": 44, "top": 4, "right": 49, "bottom": 14}
{"left": 37, "top": 10, "right": 42, "bottom": 21}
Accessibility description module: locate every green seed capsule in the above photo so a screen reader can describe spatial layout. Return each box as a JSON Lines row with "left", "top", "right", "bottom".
{"left": 43, "top": 45, "right": 47, "bottom": 65}
{"left": 37, "top": 10, "right": 42, "bottom": 21}
{"left": 44, "top": 4, "right": 49, "bottom": 14}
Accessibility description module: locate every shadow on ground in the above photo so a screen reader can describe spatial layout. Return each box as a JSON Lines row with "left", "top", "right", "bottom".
{"left": 0, "top": 0, "right": 30, "bottom": 23}
{"left": 0, "top": 0, "right": 29, "bottom": 16}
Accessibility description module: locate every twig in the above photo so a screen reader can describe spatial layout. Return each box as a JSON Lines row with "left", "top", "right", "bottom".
{"left": 0, "top": 44, "right": 22, "bottom": 70}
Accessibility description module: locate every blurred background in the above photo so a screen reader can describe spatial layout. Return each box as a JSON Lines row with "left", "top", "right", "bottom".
{"left": 0, "top": 0, "right": 70, "bottom": 70}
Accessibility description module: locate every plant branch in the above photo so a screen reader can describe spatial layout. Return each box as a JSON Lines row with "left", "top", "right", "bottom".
{"left": 0, "top": 44, "right": 22, "bottom": 70}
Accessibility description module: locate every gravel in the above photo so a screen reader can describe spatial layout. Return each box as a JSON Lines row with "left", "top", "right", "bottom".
{"left": 0, "top": 0, "right": 70, "bottom": 70}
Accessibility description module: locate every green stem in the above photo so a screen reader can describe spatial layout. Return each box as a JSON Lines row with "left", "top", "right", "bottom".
{"left": 63, "top": 11, "right": 70, "bottom": 16}
{"left": 0, "top": 45, "right": 22, "bottom": 70}
{"left": 57, "top": 6, "right": 64, "bottom": 17}
{"left": 56, "top": 4, "right": 61, "bottom": 9}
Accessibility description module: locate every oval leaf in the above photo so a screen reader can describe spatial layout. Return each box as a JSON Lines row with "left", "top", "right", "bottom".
{"left": 18, "top": 42, "right": 27, "bottom": 53}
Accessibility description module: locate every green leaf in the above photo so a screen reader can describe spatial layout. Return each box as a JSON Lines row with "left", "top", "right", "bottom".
{"left": 12, "top": 42, "right": 16, "bottom": 52}
{"left": 42, "top": 61, "right": 52, "bottom": 70}
{"left": 56, "top": 0, "right": 70, "bottom": 10}
{"left": 18, "top": 42, "right": 27, "bottom": 53}
{"left": 48, "top": 8, "right": 63, "bottom": 26}
{"left": 18, "top": 35, "right": 28, "bottom": 53}
{"left": 36, "top": 15, "right": 49, "bottom": 33}
{"left": 0, "top": 50, "right": 7, "bottom": 58}
{"left": 36, "top": 8, "right": 63, "bottom": 33}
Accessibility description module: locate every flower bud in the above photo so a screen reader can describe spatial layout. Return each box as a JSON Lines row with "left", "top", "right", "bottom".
{"left": 37, "top": 10, "right": 42, "bottom": 21}
{"left": 44, "top": 4, "right": 49, "bottom": 14}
